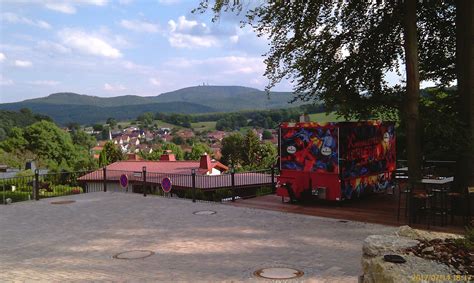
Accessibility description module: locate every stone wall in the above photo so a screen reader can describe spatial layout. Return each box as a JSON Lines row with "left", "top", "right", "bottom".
{"left": 361, "top": 226, "right": 462, "bottom": 283}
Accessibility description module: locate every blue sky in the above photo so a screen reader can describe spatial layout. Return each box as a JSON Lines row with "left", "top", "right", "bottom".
{"left": 0, "top": 0, "right": 286, "bottom": 103}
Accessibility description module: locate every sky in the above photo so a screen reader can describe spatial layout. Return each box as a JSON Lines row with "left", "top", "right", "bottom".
{"left": 0, "top": 0, "right": 288, "bottom": 103}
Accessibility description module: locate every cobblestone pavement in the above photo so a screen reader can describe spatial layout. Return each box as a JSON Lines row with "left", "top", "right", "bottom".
{"left": 0, "top": 192, "right": 396, "bottom": 282}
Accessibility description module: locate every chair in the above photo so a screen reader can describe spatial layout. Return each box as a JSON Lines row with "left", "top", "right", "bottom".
{"left": 409, "top": 183, "right": 431, "bottom": 227}
{"left": 428, "top": 185, "right": 449, "bottom": 226}
{"left": 396, "top": 169, "right": 410, "bottom": 221}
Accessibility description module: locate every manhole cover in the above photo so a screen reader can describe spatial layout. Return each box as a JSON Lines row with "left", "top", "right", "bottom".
{"left": 50, "top": 200, "right": 76, "bottom": 205}
{"left": 254, "top": 267, "right": 304, "bottom": 280}
{"left": 113, "top": 250, "right": 154, "bottom": 260}
{"left": 193, "top": 210, "right": 217, "bottom": 215}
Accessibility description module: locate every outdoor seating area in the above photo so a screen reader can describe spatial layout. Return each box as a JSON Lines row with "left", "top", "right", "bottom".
{"left": 232, "top": 162, "right": 472, "bottom": 234}
{"left": 394, "top": 164, "right": 471, "bottom": 229}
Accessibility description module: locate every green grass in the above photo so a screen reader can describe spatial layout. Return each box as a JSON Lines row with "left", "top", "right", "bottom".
{"left": 116, "top": 119, "right": 180, "bottom": 129}
{"left": 308, "top": 112, "right": 349, "bottom": 122}
{"left": 191, "top": 121, "right": 216, "bottom": 132}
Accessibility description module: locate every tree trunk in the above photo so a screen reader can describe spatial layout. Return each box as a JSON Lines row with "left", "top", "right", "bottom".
{"left": 403, "top": 0, "right": 422, "bottom": 183}
{"left": 456, "top": 0, "right": 474, "bottom": 187}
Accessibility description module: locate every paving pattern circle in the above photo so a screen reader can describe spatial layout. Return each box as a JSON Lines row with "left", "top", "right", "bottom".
{"left": 50, "top": 200, "right": 76, "bottom": 205}
{"left": 193, "top": 210, "right": 217, "bottom": 215}
{"left": 254, "top": 267, "right": 304, "bottom": 280}
{"left": 113, "top": 250, "right": 155, "bottom": 260}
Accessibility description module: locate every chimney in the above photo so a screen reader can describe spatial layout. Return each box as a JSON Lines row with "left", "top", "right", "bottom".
{"left": 160, "top": 150, "right": 176, "bottom": 161}
{"left": 199, "top": 152, "right": 212, "bottom": 172}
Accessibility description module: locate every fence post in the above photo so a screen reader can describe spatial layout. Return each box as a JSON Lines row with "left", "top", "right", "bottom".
{"left": 231, "top": 167, "right": 235, "bottom": 202}
{"left": 103, "top": 167, "right": 107, "bottom": 192}
{"left": 143, "top": 166, "right": 147, "bottom": 197}
{"left": 34, "top": 169, "right": 39, "bottom": 201}
{"left": 271, "top": 166, "right": 276, "bottom": 193}
{"left": 191, "top": 169, "right": 196, "bottom": 203}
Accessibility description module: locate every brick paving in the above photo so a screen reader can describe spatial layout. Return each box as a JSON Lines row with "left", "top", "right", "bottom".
{"left": 0, "top": 192, "right": 396, "bottom": 282}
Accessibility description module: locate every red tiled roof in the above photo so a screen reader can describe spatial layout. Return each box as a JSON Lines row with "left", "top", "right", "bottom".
{"left": 78, "top": 159, "right": 229, "bottom": 181}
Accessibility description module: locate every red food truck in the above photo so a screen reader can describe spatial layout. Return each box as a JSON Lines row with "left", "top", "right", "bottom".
{"left": 276, "top": 121, "right": 396, "bottom": 202}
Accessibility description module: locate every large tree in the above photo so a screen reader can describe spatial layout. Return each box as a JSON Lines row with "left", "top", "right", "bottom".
{"left": 455, "top": 0, "right": 474, "bottom": 187}
{"left": 198, "top": 0, "right": 458, "bottom": 183}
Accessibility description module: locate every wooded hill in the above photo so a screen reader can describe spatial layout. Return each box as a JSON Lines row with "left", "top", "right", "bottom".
{"left": 0, "top": 86, "right": 300, "bottom": 125}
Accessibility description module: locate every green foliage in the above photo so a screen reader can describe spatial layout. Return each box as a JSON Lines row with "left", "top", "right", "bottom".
{"left": 102, "top": 141, "right": 123, "bottom": 165}
{"left": 256, "top": 186, "right": 273, "bottom": 196}
{"left": 221, "top": 132, "right": 244, "bottom": 166}
{"left": 162, "top": 143, "right": 184, "bottom": 160}
{"left": 262, "top": 130, "right": 273, "bottom": 140}
{"left": 242, "top": 130, "right": 260, "bottom": 166}
{"left": 106, "top": 117, "right": 117, "bottom": 128}
{"left": 0, "top": 109, "right": 51, "bottom": 141}
{"left": 0, "top": 191, "right": 31, "bottom": 203}
{"left": 0, "top": 120, "right": 95, "bottom": 170}
{"left": 71, "top": 130, "right": 96, "bottom": 150}
{"left": 172, "top": 136, "right": 184, "bottom": 145}
{"left": 137, "top": 112, "right": 154, "bottom": 128}
{"left": 454, "top": 226, "right": 474, "bottom": 250}
{"left": 221, "top": 131, "right": 277, "bottom": 170}
{"left": 92, "top": 124, "right": 104, "bottom": 131}
{"left": 212, "top": 188, "right": 233, "bottom": 202}
{"left": 139, "top": 148, "right": 163, "bottom": 161}
{"left": 188, "top": 143, "right": 211, "bottom": 160}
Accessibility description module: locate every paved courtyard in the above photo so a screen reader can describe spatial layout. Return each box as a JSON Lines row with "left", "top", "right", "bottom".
{"left": 0, "top": 192, "right": 396, "bottom": 282}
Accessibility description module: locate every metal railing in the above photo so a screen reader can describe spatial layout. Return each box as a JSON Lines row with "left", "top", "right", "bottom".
{"left": 1, "top": 166, "right": 278, "bottom": 205}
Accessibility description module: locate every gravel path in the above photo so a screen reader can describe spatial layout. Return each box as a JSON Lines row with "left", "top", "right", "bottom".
{"left": 0, "top": 192, "right": 396, "bottom": 282}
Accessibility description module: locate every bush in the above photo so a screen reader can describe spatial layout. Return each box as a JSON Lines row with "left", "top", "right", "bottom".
{"left": 256, "top": 186, "right": 273, "bottom": 196}
{"left": 454, "top": 226, "right": 474, "bottom": 250}
{"left": 212, "top": 188, "right": 233, "bottom": 202}
{"left": 184, "top": 189, "right": 206, "bottom": 200}
{"left": 0, "top": 191, "right": 31, "bottom": 203}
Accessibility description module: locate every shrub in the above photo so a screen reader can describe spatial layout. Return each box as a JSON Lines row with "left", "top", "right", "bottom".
{"left": 0, "top": 191, "right": 31, "bottom": 203}
{"left": 256, "top": 186, "right": 273, "bottom": 196}
{"left": 212, "top": 188, "right": 233, "bottom": 202}
{"left": 454, "top": 226, "right": 474, "bottom": 250}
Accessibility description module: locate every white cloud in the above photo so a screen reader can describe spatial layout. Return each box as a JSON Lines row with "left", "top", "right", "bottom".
{"left": 28, "top": 80, "right": 60, "bottom": 86}
{"left": 229, "top": 35, "right": 239, "bottom": 43}
{"left": 37, "top": 40, "right": 71, "bottom": 54}
{"left": 149, "top": 78, "right": 161, "bottom": 86}
{"left": 1, "top": 12, "right": 51, "bottom": 29}
{"left": 58, "top": 28, "right": 122, "bottom": 58}
{"left": 0, "top": 53, "right": 5, "bottom": 62}
{"left": 0, "top": 75, "right": 14, "bottom": 86}
{"left": 158, "top": 0, "right": 180, "bottom": 5}
{"left": 14, "top": 60, "right": 33, "bottom": 67}
{"left": 119, "top": 0, "right": 133, "bottom": 4}
{"left": 168, "top": 34, "right": 219, "bottom": 48}
{"left": 104, "top": 83, "right": 126, "bottom": 91}
{"left": 120, "top": 19, "right": 159, "bottom": 33}
{"left": 42, "top": 0, "right": 108, "bottom": 14}
{"left": 167, "top": 16, "right": 219, "bottom": 48}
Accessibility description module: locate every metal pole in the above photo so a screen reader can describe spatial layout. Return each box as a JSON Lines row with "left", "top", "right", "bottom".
{"left": 231, "top": 167, "right": 235, "bottom": 202}
{"left": 103, "top": 167, "right": 107, "bottom": 192}
{"left": 192, "top": 169, "right": 196, "bottom": 203}
{"left": 143, "top": 166, "right": 147, "bottom": 197}
{"left": 271, "top": 166, "right": 275, "bottom": 193}
{"left": 35, "top": 169, "right": 39, "bottom": 200}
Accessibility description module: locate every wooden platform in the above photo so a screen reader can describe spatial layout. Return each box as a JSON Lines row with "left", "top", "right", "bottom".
{"left": 229, "top": 193, "right": 466, "bottom": 234}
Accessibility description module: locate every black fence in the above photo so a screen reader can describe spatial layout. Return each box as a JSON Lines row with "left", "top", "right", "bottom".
{"left": 78, "top": 167, "right": 277, "bottom": 203}
{"left": 0, "top": 169, "right": 101, "bottom": 204}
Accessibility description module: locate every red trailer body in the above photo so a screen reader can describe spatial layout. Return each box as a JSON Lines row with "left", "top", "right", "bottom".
{"left": 276, "top": 121, "right": 396, "bottom": 201}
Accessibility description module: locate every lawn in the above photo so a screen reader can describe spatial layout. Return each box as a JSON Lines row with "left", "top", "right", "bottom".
{"left": 191, "top": 121, "right": 217, "bottom": 132}
{"left": 308, "top": 112, "right": 350, "bottom": 122}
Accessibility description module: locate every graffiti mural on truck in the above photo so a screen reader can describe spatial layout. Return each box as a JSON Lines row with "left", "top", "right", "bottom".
{"left": 280, "top": 122, "right": 339, "bottom": 173}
